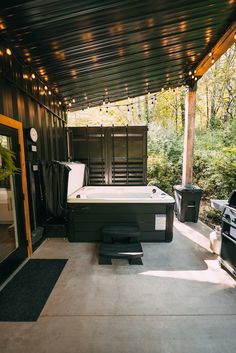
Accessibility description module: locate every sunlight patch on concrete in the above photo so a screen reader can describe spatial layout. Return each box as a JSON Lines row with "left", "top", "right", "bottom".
{"left": 139, "top": 260, "right": 236, "bottom": 286}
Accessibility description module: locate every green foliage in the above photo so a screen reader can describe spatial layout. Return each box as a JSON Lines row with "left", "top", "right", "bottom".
{"left": 193, "top": 124, "right": 236, "bottom": 198}
{"left": 0, "top": 144, "right": 20, "bottom": 181}
{"left": 193, "top": 136, "right": 236, "bottom": 198}
{"left": 147, "top": 122, "right": 236, "bottom": 198}
{"left": 147, "top": 124, "right": 183, "bottom": 194}
{"left": 200, "top": 206, "right": 222, "bottom": 228}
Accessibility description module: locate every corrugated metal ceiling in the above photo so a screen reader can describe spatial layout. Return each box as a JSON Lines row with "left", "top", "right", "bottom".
{"left": 0, "top": 0, "right": 235, "bottom": 110}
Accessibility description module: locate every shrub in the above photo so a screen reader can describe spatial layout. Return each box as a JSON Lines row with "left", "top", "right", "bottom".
{"left": 147, "top": 124, "right": 183, "bottom": 193}
{"left": 147, "top": 123, "right": 236, "bottom": 199}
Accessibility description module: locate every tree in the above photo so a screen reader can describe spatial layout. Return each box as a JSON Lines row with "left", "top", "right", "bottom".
{"left": 196, "top": 44, "right": 236, "bottom": 129}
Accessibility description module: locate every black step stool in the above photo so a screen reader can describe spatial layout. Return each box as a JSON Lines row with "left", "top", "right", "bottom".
{"left": 99, "top": 243, "right": 143, "bottom": 265}
{"left": 102, "top": 224, "right": 141, "bottom": 243}
{"left": 99, "top": 224, "right": 143, "bottom": 265}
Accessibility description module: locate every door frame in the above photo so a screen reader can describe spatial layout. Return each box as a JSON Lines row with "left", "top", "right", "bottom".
{"left": 0, "top": 114, "right": 32, "bottom": 256}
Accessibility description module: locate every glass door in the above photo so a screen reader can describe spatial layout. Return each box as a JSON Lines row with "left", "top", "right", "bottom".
{"left": 0, "top": 124, "right": 28, "bottom": 284}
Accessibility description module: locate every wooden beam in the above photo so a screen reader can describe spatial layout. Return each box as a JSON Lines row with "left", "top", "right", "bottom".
{"left": 196, "top": 22, "right": 236, "bottom": 76}
{"left": 0, "top": 114, "right": 32, "bottom": 256}
{"left": 182, "top": 87, "right": 196, "bottom": 186}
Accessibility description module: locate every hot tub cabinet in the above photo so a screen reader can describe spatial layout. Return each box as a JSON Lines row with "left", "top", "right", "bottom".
{"left": 67, "top": 186, "right": 175, "bottom": 242}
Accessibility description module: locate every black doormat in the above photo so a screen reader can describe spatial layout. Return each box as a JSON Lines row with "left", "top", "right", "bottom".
{"left": 0, "top": 259, "right": 67, "bottom": 322}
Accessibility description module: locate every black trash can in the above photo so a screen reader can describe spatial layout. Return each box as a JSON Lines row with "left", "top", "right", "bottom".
{"left": 173, "top": 185, "right": 203, "bottom": 222}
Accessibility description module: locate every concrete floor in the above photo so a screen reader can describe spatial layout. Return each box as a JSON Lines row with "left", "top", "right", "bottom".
{"left": 1, "top": 219, "right": 236, "bottom": 353}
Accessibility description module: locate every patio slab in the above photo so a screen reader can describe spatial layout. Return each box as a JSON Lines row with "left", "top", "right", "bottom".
{"left": 0, "top": 219, "right": 235, "bottom": 353}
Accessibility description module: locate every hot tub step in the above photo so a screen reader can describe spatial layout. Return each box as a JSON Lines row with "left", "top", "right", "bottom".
{"left": 102, "top": 224, "right": 140, "bottom": 243}
{"left": 99, "top": 243, "right": 143, "bottom": 265}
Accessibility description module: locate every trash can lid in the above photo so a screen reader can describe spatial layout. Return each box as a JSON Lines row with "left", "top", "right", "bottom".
{"left": 173, "top": 184, "right": 203, "bottom": 193}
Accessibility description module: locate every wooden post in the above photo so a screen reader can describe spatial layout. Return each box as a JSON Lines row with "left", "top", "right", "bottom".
{"left": 182, "top": 85, "right": 197, "bottom": 186}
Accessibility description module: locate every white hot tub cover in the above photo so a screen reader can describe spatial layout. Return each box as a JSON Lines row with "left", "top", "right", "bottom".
{"left": 61, "top": 162, "right": 86, "bottom": 196}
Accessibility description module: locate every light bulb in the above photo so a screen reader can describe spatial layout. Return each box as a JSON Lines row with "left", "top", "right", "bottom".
{"left": 6, "top": 48, "right": 11, "bottom": 55}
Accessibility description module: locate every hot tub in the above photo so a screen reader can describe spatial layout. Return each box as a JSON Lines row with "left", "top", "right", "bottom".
{"left": 67, "top": 183, "right": 175, "bottom": 242}
{"left": 68, "top": 185, "right": 173, "bottom": 202}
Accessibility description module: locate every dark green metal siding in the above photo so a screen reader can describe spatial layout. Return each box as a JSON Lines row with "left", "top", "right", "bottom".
{"left": 0, "top": 39, "right": 67, "bottom": 162}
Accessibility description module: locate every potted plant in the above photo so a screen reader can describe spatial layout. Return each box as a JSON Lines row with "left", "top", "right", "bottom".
{"left": 0, "top": 143, "right": 20, "bottom": 181}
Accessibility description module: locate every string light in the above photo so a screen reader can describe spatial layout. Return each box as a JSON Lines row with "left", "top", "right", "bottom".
{"left": 188, "top": 71, "right": 192, "bottom": 76}
{"left": 6, "top": 48, "right": 11, "bottom": 55}
{"left": 208, "top": 52, "right": 212, "bottom": 57}
{"left": 76, "top": 88, "right": 187, "bottom": 113}
{"left": 211, "top": 57, "right": 215, "bottom": 64}
{"left": 68, "top": 102, "right": 72, "bottom": 107}
{"left": 0, "top": 48, "right": 73, "bottom": 113}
